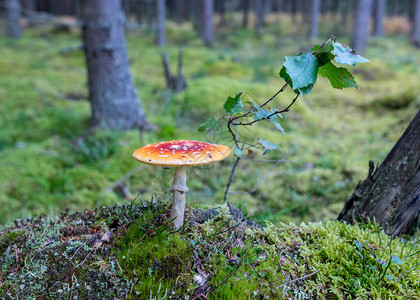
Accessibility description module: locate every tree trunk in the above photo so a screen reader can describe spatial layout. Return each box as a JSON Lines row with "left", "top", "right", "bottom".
{"left": 310, "top": 0, "right": 321, "bottom": 40}
{"left": 145, "top": 0, "right": 154, "bottom": 29}
{"left": 202, "top": 0, "right": 214, "bottom": 47}
{"left": 217, "top": 0, "right": 226, "bottom": 26}
{"left": 22, "top": 0, "right": 36, "bottom": 27}
{"left": 351, "top": 0, "right": 373, "bottom": 53}
{"left": 6, "top": 0, "right": 23, "bottom": 39}
{"left": 339, "top": 0, "right": 352, "bottom": 30}
{"left": 176, "top": 0, "right": 186, "bottom": 24}
{"left": 255, "top": 0, "right": 265, "bottom": 35}
{"left": 81, "top": 0, "right": 148, "bottom": 130}
{"left": 338, "top": 110, "right": 420, "bottom": 236}
{"left": 412, "top": 0, "right": 420, "bottom": 46}
{"left": 242, "top": 0, "right": 250, "bottom": 27}
{"left": 373, "top": 0, "right": 386, "bottom": 36}
{"left": 156, "top": 0, "right": 166, "bottom": 46}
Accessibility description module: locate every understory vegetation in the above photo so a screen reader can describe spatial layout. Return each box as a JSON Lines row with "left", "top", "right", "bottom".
{"left": 0, "top": 19, "right": 419, "bottom": 226}
{"left": 1, "top": 15, "right": 420, "bottom": 299}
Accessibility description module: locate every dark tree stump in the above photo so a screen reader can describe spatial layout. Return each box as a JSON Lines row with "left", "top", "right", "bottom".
{"left": 161, "top": 50, "right": 187, "bottom": 93}
{"left": 338, "top": 110, "right": 420, "bottom": 236}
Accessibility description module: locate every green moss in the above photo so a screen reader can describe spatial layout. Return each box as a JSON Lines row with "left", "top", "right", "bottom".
{"left": 1, "top": 200, "right": 419, "bottom": 298}
{"left": 116, "top": 215, "right": 194, "bottom": 297}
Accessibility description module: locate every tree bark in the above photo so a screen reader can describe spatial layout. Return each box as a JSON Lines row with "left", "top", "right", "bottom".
{"left": 202, "top": 0, "right": 214, "bottom": 47}
{"left": 412, "top": 0, "right": 420, "bottom": 46}
{"left": 242, "top": 0, "right": 250, "bottom": 27}
{"left": 310, "top": 0, "right": 321, "bottom": 40}
{"left": 6, "top": 0, "right": 23, "bottom": 39}
{"left": 255, "top": 0, "right": 265, "bottom": 36}
{"left": 156, "top": 0, "right": 166, "bottom": 46}
{"left": 22, "top": 0, "right": 36, "bottom": 26}
{"left": 373, "top": 0, "right": 386, "bottom": 36}
{"left": 338, "top": 110, "right": 420, "bottom": 236}
{"left": 81, "top": 0, "right": 148, "bottom": 130}
{"left": 351, "top": 0, "right": 373, "bottom": 53}
{"left": 176, "top": 0, "right": 186, "bottom": 24}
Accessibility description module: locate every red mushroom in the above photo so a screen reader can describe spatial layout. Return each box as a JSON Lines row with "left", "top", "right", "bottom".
{"left": 132, "top": 140, "right": 231, "bottom": 229}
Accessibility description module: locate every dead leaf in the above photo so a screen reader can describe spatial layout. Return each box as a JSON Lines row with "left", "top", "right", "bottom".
{"left": 42, "top": 237, "right": 54, "bottom": 247}
{"left": 192, "top": 284, "right": 209, "bottom": 300}
{"left": 101, "top": 231, "right": 113, "bottom": 243}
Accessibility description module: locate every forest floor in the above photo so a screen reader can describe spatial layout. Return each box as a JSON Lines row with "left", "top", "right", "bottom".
{"left": 0, "top": 17, "right": 420, "bottom": 298}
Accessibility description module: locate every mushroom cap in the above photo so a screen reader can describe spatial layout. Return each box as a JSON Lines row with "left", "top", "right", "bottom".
{"left": 132, "top": 140, "right": 231, "bottom": 167}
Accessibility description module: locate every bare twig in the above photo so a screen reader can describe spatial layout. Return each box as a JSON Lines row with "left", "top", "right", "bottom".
{"left": 224, "top": 155, "right": 241, "bottom": 203}
{"left": 398, "top": 262, "right": 420, "bottom": 281}
{"left": 277, "top": 269, "right": 320, "bottom": 289}
{"left": 228, "top": 147, "right": 296, "bottom": 196}
{"left": 107, "top": 166, "right": 146, "bottom": 192}
{"left": 232, "top": 93, "right": 300, "bottom": 127}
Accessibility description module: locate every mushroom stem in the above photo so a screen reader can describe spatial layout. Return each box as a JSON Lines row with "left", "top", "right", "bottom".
{"left": 170, "top": 166, "right": 188, "bottom": 229}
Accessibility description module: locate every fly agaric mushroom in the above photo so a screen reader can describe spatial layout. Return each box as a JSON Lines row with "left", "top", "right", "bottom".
{"left": 132, "top": 140, "right": 231, "bottom": 229}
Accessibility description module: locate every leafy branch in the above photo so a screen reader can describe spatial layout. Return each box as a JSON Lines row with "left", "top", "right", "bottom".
{"left": 198, "top": 35, "right": 369, "bottom": 202}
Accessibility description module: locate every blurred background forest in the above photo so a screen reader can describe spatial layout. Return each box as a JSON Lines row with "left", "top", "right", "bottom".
{"left": 0, "top": 0, "right": 419, "bottom": 227}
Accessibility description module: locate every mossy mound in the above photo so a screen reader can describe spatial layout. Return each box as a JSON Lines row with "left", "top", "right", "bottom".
{"left": 1, "top": 200, "right": 419, "bottom": 299}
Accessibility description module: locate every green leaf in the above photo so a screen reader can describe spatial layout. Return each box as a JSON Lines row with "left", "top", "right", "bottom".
{"left": 198, "top": 117, "right": 218, "bottom": 132}
{"left": 233, "top": 148, "right": 242, "bottom": 158}
{"left": 279, "top": 67, "right": 297, "bottom": 95}
{"left": 223, "top": 93, "right": 243, "bottom": 115}
{"left": 391, "top": 256, "right": 403, "bottom": 265}
{"left": 259, "top": 139, "right": 280, "bottom": 154}
{"left": 282, "top": 53, "right": 318, "bottom": 95}
{"left": 279, "top": 66, "right": 290, "bottom": 82}
{"left": 252, "top": 103, "right": 277, "bottom": 121}
{"left": 312, "top": 39, "right": 335, "bottom": 67}
{"left": 272, "top": 121, "right": 286, "bottom": 135}
{"left": 332, "top": 41, "right": 370, "bottom": 66}
{"left": 296, "top": 85, "right": 313, "bottom": 95}
{"left": 318, "top": 62, "right": 359, "bottom": 90}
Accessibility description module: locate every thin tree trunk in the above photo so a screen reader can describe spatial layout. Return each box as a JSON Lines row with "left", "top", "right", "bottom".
{"left": 22, "top": 0, "right": 36, "bottom": 27}
{"left": 373, "top": 0, "right": 386, "bottom": 36}
{"left": 310, "top": 0, "right": 321, "bottom": 40}
{"left": 290, "top": 0, "right": 297, "bottom": 24}
{"left": 81, "top": 0, "right": 148, "bottom": 130}
{"left": 6, "top": 0, "right": 23, "bottom": 39}
{"left": 390, "top": 0, "right": 399, "bottom": 16}
{"left": 176, "top": 0, "right": 186, "bottom": 24}
{"left": 339, "top": 0, "right": 352, "bottom": 30}
{"left": 202, "top": 0, "right": 214, "bottom": 47}
{"left": 351, "top": 0, "right": 373, "bottom": 53}
{"left": 412, "top": 0, "right": 420, "bottom": 46}
{"left": 156, "top": 0, "right": 166, "bottom": 46}
{"left": 242, "top": 0, "right": 250, "bottom": 27}
{"left": 145, "top": 0, "right": 154, "bottom": 29}
{"left": 338, "top": 110, "right": 420, "bottom": 236}
{"left": 74, "top": 0, "right": 81, "bottom": 21}
{"left": 218, "top": 0, "right": 226, "bottom": 26}
{"left": 255, "top": 0, "right": 265, "bottom": 35}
